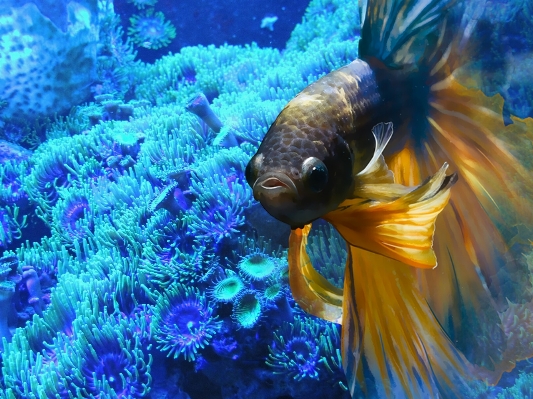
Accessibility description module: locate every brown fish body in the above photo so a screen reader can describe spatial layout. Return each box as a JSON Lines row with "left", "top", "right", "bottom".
{"left": 246, "top": 59, "right": 399, "bottom": 228}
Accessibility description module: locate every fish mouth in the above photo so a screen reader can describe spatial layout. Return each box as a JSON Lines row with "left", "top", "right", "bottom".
{"left": 252, "top": 173, "right": 325, "bottom": 228}
{"left": 252, "top": 172, "right": 299, "bottom": 202}
{"left": 252, "top": 173, "right": 301, "bottom": 223}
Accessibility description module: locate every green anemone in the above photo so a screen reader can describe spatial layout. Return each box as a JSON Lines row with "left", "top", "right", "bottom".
{"left": 263, "top": 283, "right": 283, "bottom": 302}
{"left": 237, "top": 253, "right": 277, "bottom": 280}
{"left": 232, "top": 290, "right": 262, "bottom": 329}
{"left": 210, "top": 272, "right": 244, "bottom": 302}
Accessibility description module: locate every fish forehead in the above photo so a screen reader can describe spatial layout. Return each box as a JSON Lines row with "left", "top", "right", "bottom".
{"left": 257, "top": 93, "right": 347, "bottom": 172}
{"left": 257, "top": 118, "right": 334, "bottom": 174}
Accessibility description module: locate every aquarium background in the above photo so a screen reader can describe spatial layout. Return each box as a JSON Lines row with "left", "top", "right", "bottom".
{"left": 0, "top": 0, "right": 532, "bottom": 398}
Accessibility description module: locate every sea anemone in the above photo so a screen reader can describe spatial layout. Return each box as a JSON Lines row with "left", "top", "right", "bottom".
{"left": 262, "top": 282, "right": 284, "bottom": 302}
{"left": 266, "top": 316, "right": 323, "bottom": 381}
{"left": 237, "top": 253, "right": 278, "bottom": 281}
{"left": 266, "top": 315, "right": 347, "bottom": 387}
{"left": 306, "top": 221, "right": 346, "bottom": 289}
{"left": 0, "top": 206, "right": 27, "bottom": 249}
{"left": 142, "top": 214, "right": 218, "bottom": 287}
{"left": 152, "top": 283, "right": 222, "bottom": 361}
{"left": 128, "top": 10, "right": 176, "bottom": 50}
{"left": 0, "top": 280, "right": 15, "bottom": 348}
{"left": 52, "top": 191, "right": 94, "bottom": 243}
{"left": 69, "top": 312, "right": 152, "bottom": 398}
{"left": 23, "top": 135, "right": 101, "bottom": 219}
{"left": 232, "top": 289, "right": 262, "bottom": 329}
{"left": 209, "top": 270, "right": 245, "bottom": 303}
{"left": 0, "top": 160, "right": 28, "bottom": 207}
{"left": 187, "top": 148, "right": 253, "bottom": 244}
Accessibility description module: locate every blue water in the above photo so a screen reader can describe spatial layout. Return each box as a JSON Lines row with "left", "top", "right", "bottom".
{"left": 0, "top": 0, "right": 532, "bottom": 398}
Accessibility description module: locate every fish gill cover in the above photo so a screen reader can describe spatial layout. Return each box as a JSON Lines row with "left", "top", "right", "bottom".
{"left": 0, "top": 0, "right": 531, "bottom": 398}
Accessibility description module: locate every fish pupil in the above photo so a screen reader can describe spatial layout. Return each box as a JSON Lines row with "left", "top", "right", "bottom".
{"left": 302, "top": 157, "right": 328, "bottom": 193}
{"left": 307, "top": 164, "right": 328, "bottom": 193}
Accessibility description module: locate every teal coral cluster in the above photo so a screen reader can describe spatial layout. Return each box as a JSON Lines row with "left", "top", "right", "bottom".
{"left": 0, "top": 0, "right": 361, "bottom": 397}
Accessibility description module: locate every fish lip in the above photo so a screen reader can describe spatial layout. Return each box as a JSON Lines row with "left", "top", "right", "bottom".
{"left": 252, "top": 172, "right": 300, "bottom": 201}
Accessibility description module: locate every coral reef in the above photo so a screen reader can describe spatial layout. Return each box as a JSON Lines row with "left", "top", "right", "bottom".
{"left": 0, "top": 0, "right": 530, "bottom": 398}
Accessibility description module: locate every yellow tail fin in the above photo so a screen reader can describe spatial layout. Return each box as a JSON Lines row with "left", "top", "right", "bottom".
{"left": 387, "top": 77, "right": 533, "bottom": 379}
{"left": 288, "top": 224, "right": 475, "bottom": 398}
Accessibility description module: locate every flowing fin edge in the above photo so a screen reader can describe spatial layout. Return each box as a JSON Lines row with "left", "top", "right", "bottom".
{"left": 288, "top": 225, "right": 343, "bottom": 323}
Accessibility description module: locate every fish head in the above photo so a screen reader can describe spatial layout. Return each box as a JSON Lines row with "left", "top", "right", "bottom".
{"left": 246, "top": 116, "right": 353, "bottom": 229}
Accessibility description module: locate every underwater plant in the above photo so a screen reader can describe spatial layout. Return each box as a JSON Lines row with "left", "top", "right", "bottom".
{"left": 128, "top": 9, "right": 177, "bottom": 50}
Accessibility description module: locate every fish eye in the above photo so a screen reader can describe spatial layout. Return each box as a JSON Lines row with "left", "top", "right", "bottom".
{"left": 302, "top": 157, "right": 328, "bottom": 193}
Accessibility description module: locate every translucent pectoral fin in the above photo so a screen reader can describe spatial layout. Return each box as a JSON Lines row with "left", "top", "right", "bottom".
{"left": 325, "top": 163, "right": 456, "bottom": 269}
{"left": 288, "top": 225, "right": 343, "bottom": 323}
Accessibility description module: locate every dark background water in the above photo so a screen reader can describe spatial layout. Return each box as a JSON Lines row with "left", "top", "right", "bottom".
{"left": 114, "top": 0, "right": 308, "bottom": 63}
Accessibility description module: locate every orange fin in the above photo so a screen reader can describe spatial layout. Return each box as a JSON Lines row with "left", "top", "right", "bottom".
{"left": 387, "top": 78, "right": 533, "bottom": 377}
{"left": 324, "top": 163, "right": 456, "bottom": 269}
{"left": 288, "top": 225, "right": 343, "bottom": 323}
{"left": 341, "top": 246, "right": 474, "bottom": 398}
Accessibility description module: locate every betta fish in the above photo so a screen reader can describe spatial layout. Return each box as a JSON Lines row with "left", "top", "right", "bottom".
{"left": 246, "top": 0, "right": 533, "bottom": 397}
